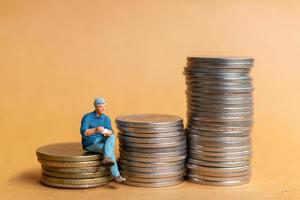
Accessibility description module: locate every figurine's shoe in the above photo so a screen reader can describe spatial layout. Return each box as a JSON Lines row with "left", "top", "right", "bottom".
{"left": 114, "top": 175, "right": 126, "bottom": 183}
{"left": 102, "top": 157, "right": 115, "bottom": 167}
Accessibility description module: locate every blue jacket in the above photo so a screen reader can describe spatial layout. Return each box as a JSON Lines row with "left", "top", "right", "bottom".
{"left": 80, "top": 111, "right": 114, "bottom": 149}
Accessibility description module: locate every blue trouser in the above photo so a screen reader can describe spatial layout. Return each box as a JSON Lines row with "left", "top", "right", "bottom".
{"left": 85, "top": 134, "right": 120, "bottom": 177}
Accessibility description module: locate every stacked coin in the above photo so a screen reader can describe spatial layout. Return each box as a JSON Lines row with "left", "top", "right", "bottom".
{"left": 184, "top": 57, "right": 254, "bottom": 186}
{"left": 36, "top": 143, "right": 113, "bottom": 188}
{"left": 115, "top": 114, "right": 187, "bottom": 187}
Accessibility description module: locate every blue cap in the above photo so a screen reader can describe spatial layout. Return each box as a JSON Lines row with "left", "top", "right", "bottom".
{"left": 94, "top": 97, "right": 106, "bottom": 106}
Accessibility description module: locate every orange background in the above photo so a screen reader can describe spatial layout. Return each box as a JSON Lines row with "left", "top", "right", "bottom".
{"left": 1, "top": 0, "right": 300, "bottom": 199}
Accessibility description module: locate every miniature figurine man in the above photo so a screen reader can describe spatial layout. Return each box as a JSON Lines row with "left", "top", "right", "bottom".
{"left": 80, "top": 97, "right": 126, "bottom": 183}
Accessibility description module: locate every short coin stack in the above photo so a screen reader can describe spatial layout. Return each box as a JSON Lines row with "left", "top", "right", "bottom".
{"left": 115, "top": 114, "right": 187, "bottom": 187}
{"left": 184, "top": 57, "right": 254, "bottom": 186}
{"left": 36, "top": 143, "right": 113, "bottom": 188}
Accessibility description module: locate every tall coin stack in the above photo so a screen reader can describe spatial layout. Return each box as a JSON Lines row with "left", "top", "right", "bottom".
{"left": 184, "top": 57, "right": 254, "bottom": 186}
{"left": 115, "top": 114, "right": 187, "bottom": 187}
{"left": 36, "top": 143, "right": 113, "bottom": 188}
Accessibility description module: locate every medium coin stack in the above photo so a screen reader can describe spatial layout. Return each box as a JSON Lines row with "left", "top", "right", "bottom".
{"left": 36, "top": 143, "right": 113, "bottom": 188}
{"left": 115, "top": 114, "right": 187, "bottom": 187}
{"left": 184, "top": 57, "right": 254, "bottom": 186}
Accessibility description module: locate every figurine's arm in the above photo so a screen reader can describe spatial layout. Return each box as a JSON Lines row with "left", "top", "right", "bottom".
{"left": 103, "top": 117, "right": 114, "bottom": 136}
{"left": 84, "top": 128, "right": 98, "bottom": 136}
{"left": 107, "top": 117, "right": 114, "bottom": 133}
{"left": 80, "top": 115, "right": 103, "bottom": 136}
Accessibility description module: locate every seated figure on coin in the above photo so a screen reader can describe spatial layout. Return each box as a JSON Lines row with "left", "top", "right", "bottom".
{"left": 80, "top": 97, "right": 126, "bottom": 183}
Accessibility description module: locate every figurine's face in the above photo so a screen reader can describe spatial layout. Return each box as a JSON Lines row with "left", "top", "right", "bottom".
{"left": 95, "top": 104, "right": 106, "bottom": 114}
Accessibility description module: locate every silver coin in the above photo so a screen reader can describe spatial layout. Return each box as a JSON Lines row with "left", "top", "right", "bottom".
{"left": 187, "top": 134, "right": 251, "bottom": 142}
{"left": 184, "top": 73, "right": 251, "bottom": 79}
{"left": 188, "top": 122, "right": 253, "bottom": 130}
{"left": 120, "top": 140, "right": 186, "bottom": 148}
{"left": 186, "top": 94, "right": 252, "bottom": 100}
{"left": 188, "top": 177, "right": 250, "bottom": 186}
{"left": 119, "top": 149, "right": 186, "bottom": 158}
{"left": 187, "top": 112, "right": 253, "bottom": 119}
{"left": 118, "top": 131, "right": 185, "bottom": 138}
{"left": 189, "top": 149, "right": 251, "bottom": 157}
{"left": 186, "top": 64, "right": 253, "bottom": 71}
{"left": 188, "top": 103, "right": 254, "bottom": 110}
{"left": 36, "top": 143, "right": 102, "bottom": 162}
{"left": 40, "top": 179, "right": 111, "bottom": 188}
{"left": 189, "top": 154, "right": 250, "bottom": 162}
{"left": 187, "top": 95, "right": 253, "bottom": 102}
{"left": 186, "top": 57, "right": 254, "bottom": 64}
{"left": 187, "top": 103, "right": 253, "bottom": 109}
{"left": 187, "top": 158, "right": 250, "bottom": 167}
{"left": 124, "top": 176, "right": 183, "bottom": 183}
{"left": 184, "top": 70, "right": 251, "bottom": 76}
{"left": 186, "top": 91, "right": 252, "bottom": 97}
{"left": 40, "top": 174, "right": 113, "bottom": 185}
{"left": 37, "top": 158, "right": 102, "bottom": 167}
{"left": 185, "top": 80, "right": 252, "bottom": 86}
{"left": 188, "top": 98, "right": 253, "bottom": 105}
{"left": 189, "top": 144, "right": 252, "bottom": 152}
{"left": 188, "top": 101, "right": 253, "bottom": 108}
{"left": 120, "top": 154, "right": 186, "bottom": 163}
{"left": 119, "top": 145, "right": 186, "bottom": 153}
{"left": 185, "top": 79, "right": 252, "bottom": 84}
{"left": 187, "top": 108, "right": 253, "bottom": 114}
{"left": 115, "top": 114, "right": 183, "bottom": 128}
{"left": 188, "top": 169, "right": 250, "bottom": 178}
{"left": 187, "top": 163, "right": 250, "bottom": 173}
{"left": 186, "top": 82, "right": 253, "bottom": 88}
{"left": 185, "top": 67, "right": 252, "bottom": 73}
{"left": 187, "top": 109, "right": 253, "bottom": 115}
{"left": 186, "top": 81, "right": 253, "bottom": 87}
{"left": 118, "top": 135, "right": 185, "bottom": 143}
{"left": 187, "top": 85, "right": 254, "bottom": 91}
{"left": 187, "top": 121, "right": 253, "bottom": 128}
{"left": 188, "top": 173, "right": 250, "bottom": 182}
{"left": 116, "top": 125, "right": 183, "bottom": 133}
{"left": 188, "top": 96, "right": 253, "bottom": 101}
{"left": 42, "top": 169, "right": 110, "bottom": 179}
{"left": 187, "top": 125, "right": 252, "bottom": 132}
{"left": 187, "top": 115, "right": 253, "bottom": 122}
{"left": 188, "top": 111, "right": 252, "bottom": 117}
{"left": 119, "top": 159, "right": 184, "bottom": 168}
{"left": 185, "top": 76, "right": 253, "bottom": 83}
{"left": 120, "top": 164, "right": 185, "bottom": 173}
{"left": 185, "top": 68, "right": 252, "bottom": 74}
{"left": 187, "top": 118, "right": 253, "bottom": 125}
{"left": 187, "top": 133, "right": 252, "bottom": 141}
{"left": 186, "top": 89, "right": 254, "bottom": 95}
{"left": 188, "top": 102, "right": 253, "bottom": 109}
{"left": 188, "top": 105, "right": 253, "bottom": 111}
{"left": 186, "top": 130, "right": 250, "bottom": 137}
{"left": 188, "top": 140, "right": 251, "bottom": 148}
{"left": 42, "top": 165, "right": 107, "bottom": 173}
{"left": 184, "top": 67, "right": 251, "bottom": 74}
{"left": 187, "top": 127, "right": 252, "bottom": 134}
{"left": 121, "top": 169, "right": 185, "bottom": 178}
{"left": 123, "top": 178, "right": 184, "bottom": 188}
{"left": 186, "top": 76, "right": 253, "bottom": 82}
{"left": 187, "top": 95, "right": 253, "bottom": 100}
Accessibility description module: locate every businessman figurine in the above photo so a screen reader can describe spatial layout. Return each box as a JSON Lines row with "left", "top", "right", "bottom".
{"left": 80, "top": 97, "right": 126, "bottom": 183}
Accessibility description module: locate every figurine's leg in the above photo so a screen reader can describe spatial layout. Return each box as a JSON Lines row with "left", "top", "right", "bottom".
{"left": 85, "top": 138, "right": 105, "bottom": 154}
{"left": 103, "top": 134, "right": 120, "bottom": 177}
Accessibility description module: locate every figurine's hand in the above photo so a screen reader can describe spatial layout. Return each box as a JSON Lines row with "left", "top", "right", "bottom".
{"left": 96, "top": 126, "right": 105, "bottom": 133}
{"left": 103, "top": 129, "right": 113, "bottom": 137}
